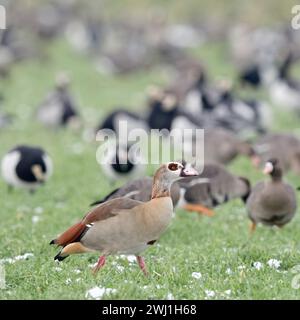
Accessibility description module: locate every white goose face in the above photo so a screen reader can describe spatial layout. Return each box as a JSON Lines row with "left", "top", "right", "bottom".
{"left": 263, "top": 161, "right": 274, "bottom": 174}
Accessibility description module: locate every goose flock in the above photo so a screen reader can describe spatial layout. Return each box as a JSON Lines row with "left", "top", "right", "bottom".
{"left": 1, "top": 1, "right": 300, "bottom": 275}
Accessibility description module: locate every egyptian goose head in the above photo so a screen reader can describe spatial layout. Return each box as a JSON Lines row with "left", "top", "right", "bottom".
{"left": 151, "top": 162, "right": 198, "bottom": 199}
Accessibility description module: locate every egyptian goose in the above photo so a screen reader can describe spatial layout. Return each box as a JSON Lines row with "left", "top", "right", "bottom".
{"left": 253, "top": 133, "right": 300, "bottom": 174}
{"left": 90, "top": 176, "right": 181, "bottom": 208}
{"left": 91, "top": 162, "right": 246, "bottom": 218}
{"left": 50, "top": 162, "right": 198, "bottom": 275}
{"left": 1, "top": 145, "right": 53, "bottom": 192}
{"left": 36, "top": 73, "right": 80, "bottom": 129}
{"left": 99, "top": 143, "right": 145, "bottom": 184}
{"left": 246, "top": 159, "right": 297, "bottom": 233}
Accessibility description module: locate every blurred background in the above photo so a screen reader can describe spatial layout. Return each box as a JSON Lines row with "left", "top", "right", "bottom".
{"left": 1, "top": 0, "right": 300, "bottom": 190}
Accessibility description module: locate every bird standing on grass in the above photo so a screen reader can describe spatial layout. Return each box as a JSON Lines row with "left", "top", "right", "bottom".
{"left": 50, "top": 162, "right": 198, "bottom": 275}
{"left": 36, "top": 73, "right": 80, "bottom": 129}
{"left": 91, "top": 162, "right": 250, "bottom": 218}
{"left": 99, "top": 143, "right": 145, "bottom": 185}
{"left": 1, "top": 145, "right": 53, "bottom": 193}
{"left": 246, "top": 159, "right": 297, "bottom": 233}
{"left": 178, "top": 163, "right": 251, "bottom": 217}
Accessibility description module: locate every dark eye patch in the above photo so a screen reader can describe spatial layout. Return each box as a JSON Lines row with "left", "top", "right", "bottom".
{"left": 168, "top": 163, "right": 178, "bottom": 171}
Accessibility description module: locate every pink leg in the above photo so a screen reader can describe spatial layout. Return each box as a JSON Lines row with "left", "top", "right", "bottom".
{"left": 92, "top": 255, "right": 106, "bottom": 274}
{"left": 136, "top": 256, "right": 148, "bottom": 276}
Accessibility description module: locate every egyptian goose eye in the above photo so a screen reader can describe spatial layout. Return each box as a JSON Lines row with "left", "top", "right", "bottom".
{"left": 168, "top": 163, "right": 179, "bottom": 171}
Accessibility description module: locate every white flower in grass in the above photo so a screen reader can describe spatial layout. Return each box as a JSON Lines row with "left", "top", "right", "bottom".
{"left": 86, "top": 286, "right": 117, "bottom": 300}
{"left": 1, "top": 253, "right": 34, "bottom": 264}
{"left": 191, "top": 272, "right": 202, "bottom": 279}
{"left": 88, "top": 262, "right": 97, "bottom": 269}
{"left": 224, "top": 289, "right": 231, "bottom": 296}
{"left": 205, "top": 290, "right": 215, "bottom": 298}
{"left": 32, "top": 215, "right": 41, "bottom": 224}
{"left": 65, "top": 278, "right": 72, "bottom": 285}
{"left": 166, "top": 292, "right": 174, "bottom": 300}
{"left": 73, "top": 269, "right": 81, "bottom": 274}
{"left": 226, "top": 268, "right": 233, "bottom": 275}
{"left": 15, "top": 253, "right": 34, "bottom": 261}
{"left": 267, "top": 259, "right": 281, "bottom": 269}
{"left": 253, "top": 262, "right": 263, "bottom": 270}
{"left": 54, "top": 267, "right": 62, "bottom": 272}
{"left": 119, "top": 255, "right": 136, "bottom": 264}
{"left": 34, "top": 207, "right": 44, "bottom": 214}
{"left": 238, "top": 265, "right": 246, "bottom": 270}
{"left": 0, "top": 258, "right": 14, "bottom": 264}
{"left": 115, "top": 265, "right": 125, "bottom": 272}
{"left": 75, "top": 278, "right": 81, "bottom": 282}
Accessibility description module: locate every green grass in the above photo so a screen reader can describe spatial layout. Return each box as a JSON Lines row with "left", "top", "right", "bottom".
{"left": 1, "top": 36, "right": 300, "bottom": 300}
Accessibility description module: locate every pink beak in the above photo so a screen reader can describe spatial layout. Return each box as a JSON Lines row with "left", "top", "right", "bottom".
{"left": 180, "top": 167, "right": 199, "bottom": 177}
{"left": 263, "top": 162, "right": 273, "bottom": 175}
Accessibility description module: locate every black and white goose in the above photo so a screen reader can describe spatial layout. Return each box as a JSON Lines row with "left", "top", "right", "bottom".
{"left": 147, "top": 90, "right": 202, "bottom": 134}
{"left": 262, "top": 54, "right": 300, "bottom": 113}
{"left": 182, "top": 72, "right": 215, "bottom": 120}
{"left": 99, "top": 143, "right": 145, "bottom": 184}
{"left": 96, "top": 108, "right": 149, "bottom": 143}
{"left": 1, "top": 145, "right": 53, "bottom": 192}
{"left": 36, "top": 73, "right": 80, "bottom": 129}
{"left": 214, "top": 80, "right": 272, "bottom": 136}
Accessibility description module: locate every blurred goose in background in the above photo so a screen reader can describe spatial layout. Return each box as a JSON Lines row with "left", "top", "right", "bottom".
{"left": 146, "top": 89, "right": 201, "bottom": 133}
{"left": 253, "top": 133, "right": 300, "bottom": 175}
{"left": 201, "top": 128, "right": 258, "bottom": 166}
{"left": 34, "top": 3, "right": 65, "bottom": 40}
{"left": 0, "top": 29, "right": 16, "bottom": 77}
{"left": 177, "top": 162, "right": 251, "bottom": 216}
{"left": 246, "top": 159, "right": 297, "bottom": 233}
{"left": 36, "top": 73, "right": 81, "bottom": 129}
{"left": 239, "top": 64, "right": 262, "bottom": 88}
{"left": 261, "top": 53, "right": 300, "bottom": 113}
{"left": 99, "top": 143, "right": 145, "bottom": 184}
{"left": 96, "top": 108, "right": 149, "bottom": 142}
{"left": 1, "top": 145, "right": 53, "bottom": 193}
{"left": 50, "top": 162, "right": 198, "bottom": 275}
{"left": 65, "top": 18, "right": 103, "bottom": 55}
{"left": 214, "top": 80, "right": 272, "bottom": 136}
{"left": 181, "top": 71, "right": 217, "bottom": 124}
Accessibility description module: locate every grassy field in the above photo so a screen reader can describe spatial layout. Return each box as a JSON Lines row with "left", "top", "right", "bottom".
{"left": 1, "top": 36, "right": 300, "bottom": 300}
